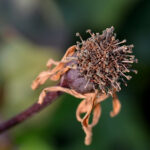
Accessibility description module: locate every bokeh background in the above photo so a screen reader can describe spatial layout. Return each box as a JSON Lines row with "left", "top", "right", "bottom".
{"left": 0, "top": 0, "right": 150, "bottom": 150}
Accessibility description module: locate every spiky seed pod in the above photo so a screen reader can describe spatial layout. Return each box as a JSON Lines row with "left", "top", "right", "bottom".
{"left": 76, "top": 26, "right": 137, "bottom": 95}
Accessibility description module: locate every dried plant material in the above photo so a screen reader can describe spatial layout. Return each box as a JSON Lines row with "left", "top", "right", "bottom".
{"left": 31, "top": 26, "right": 137, "bottom": 145}
{"left": 76, "top": 27, "right": 137, "bottom": 95}
{"left": 110, "top": 91, "right": 121, "bottom": 117}
{"left": 31, "top": 46, "right": 76, "bottom": 90}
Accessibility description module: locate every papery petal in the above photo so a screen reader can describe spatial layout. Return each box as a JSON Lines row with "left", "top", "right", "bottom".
{"left": 110, "top": 92, "right": 121, "bottom": 117}
{"left": 90, "top": 103, "right": 101, "bottom": 127}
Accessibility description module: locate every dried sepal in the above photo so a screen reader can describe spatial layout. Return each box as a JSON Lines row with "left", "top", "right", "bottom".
{"left": 31, "top": 46, "right": 76, "bottom": 90}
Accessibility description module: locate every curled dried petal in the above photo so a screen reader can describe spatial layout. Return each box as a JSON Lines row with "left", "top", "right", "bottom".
{"left": 110, "top": 92, "right": 121, "bottom": 117}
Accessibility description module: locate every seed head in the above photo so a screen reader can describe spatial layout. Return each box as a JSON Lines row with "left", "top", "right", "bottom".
{"left": 76, "top": 26, "right": 137, "bottom": 94}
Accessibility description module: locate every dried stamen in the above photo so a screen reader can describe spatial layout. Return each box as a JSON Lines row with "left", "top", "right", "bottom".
{"left": 76, "top": 26, "right": 137, "bottom": 94}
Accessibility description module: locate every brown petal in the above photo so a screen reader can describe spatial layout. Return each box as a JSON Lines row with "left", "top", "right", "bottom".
{"left": 110, "top": 92, "right": 121, "bottom": 117}
{"left": 90, "top": 103, "right": 101, "bottom": 127}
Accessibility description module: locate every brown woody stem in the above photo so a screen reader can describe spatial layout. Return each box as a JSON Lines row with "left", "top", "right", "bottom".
{"left": 0, "top": 90, "right": 62, "bottom": 134}
{"left": 0, "top": 77, "right": 70, "bottom": 134}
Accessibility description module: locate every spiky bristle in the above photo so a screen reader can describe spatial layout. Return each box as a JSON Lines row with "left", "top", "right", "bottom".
{"left": 76, "top": 26, "right": 137, "bottom": 94}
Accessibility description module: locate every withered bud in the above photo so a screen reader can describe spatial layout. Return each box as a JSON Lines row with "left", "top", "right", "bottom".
{"left": 75, "top": 26, "right": 137, "bottom": 95}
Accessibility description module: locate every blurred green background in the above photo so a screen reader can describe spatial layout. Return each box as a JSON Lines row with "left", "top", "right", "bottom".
{"left": 0, "top": 0, "right": 150, "bottom": 150}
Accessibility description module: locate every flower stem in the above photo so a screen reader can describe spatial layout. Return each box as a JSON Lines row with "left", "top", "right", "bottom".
{"left": 0, "top": 90, "right": 62, "bottom": 134}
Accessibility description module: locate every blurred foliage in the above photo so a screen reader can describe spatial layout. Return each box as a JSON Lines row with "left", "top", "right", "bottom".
{"left": 0, "top": 0, "right": 150, "bottom": 150}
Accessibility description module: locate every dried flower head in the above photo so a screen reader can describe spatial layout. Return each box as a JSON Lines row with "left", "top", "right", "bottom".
{"left": 76, "top": 27, "right": 137, "bottom": 95}
{"left": 31, "top": 26, "right": 137, "bottom": 146}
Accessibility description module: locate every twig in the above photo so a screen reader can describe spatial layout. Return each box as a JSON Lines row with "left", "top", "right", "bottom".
{"left": 0, "top": 85, "right": 64, "bottom": 134}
